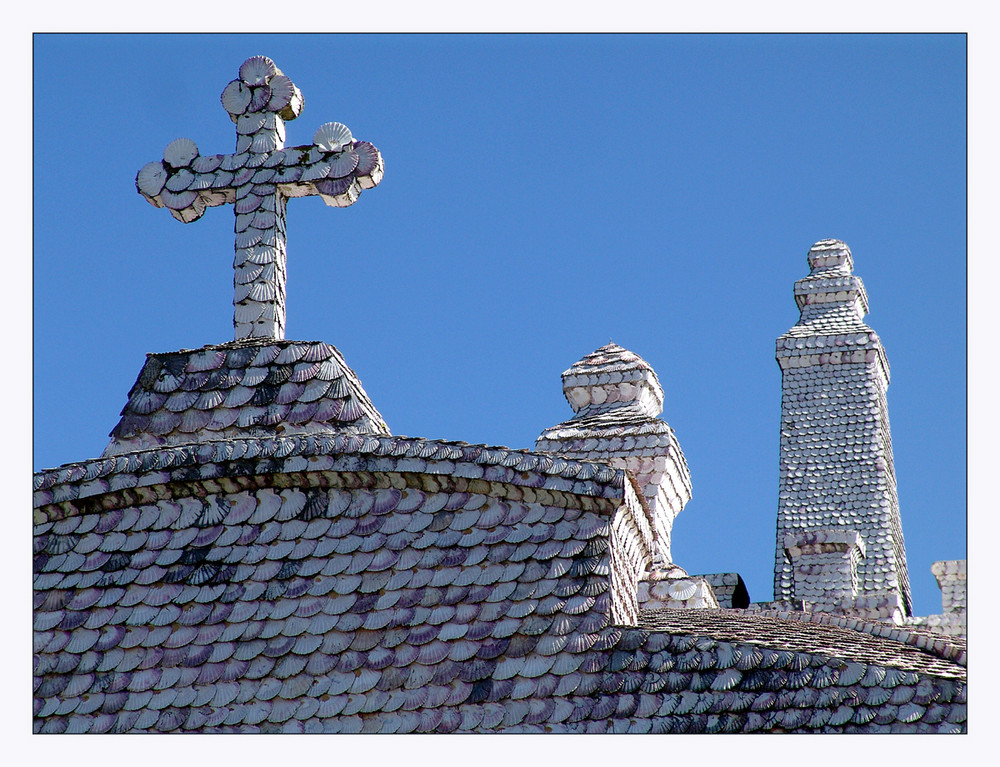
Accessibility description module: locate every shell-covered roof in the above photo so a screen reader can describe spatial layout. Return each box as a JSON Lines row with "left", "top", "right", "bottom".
{"left": 103, "top": 340, "right": 389, "bottom": 457}
{"left": 639, "top": 609, "right": 964, "bottom": 678}
{"left": 33, "top": 440, "right": 965, "bottom": 734}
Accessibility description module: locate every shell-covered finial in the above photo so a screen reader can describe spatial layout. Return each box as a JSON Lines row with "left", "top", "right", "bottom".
{"left": 238, "top": 55, "right": 278, "bottom": 85}
{"left": 560, "top": 343, "right": 665, "bottom": 417}
{"left": 221, "top": 55, "right": 304, "bottom": 122}
{"left": 807, "top": 238, "right": 853, "bottom": 275}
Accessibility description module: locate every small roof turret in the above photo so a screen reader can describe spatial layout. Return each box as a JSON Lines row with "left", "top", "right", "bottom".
{"left": 538, "top": 342, "right": 690, "bottom": 566}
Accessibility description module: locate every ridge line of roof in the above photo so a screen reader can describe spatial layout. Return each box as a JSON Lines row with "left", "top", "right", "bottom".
{"left": 34, "top": 433, "right": 630, "bottom": 498}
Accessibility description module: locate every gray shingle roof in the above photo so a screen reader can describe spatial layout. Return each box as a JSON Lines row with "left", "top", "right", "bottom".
{"left": 639, "top": 609, "right": 965, "bottom": 677}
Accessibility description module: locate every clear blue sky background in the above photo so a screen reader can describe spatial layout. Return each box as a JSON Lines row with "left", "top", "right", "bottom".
{"left": 33, "top": 33, "right": 965, "bottom": 617}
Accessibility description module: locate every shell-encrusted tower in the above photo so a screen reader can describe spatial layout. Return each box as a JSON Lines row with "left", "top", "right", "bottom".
{"left": 536, "top": 343, "right": 692, "bottom": 567}
{"left": 775, "top": 240, "right": 911, "bottom": 618}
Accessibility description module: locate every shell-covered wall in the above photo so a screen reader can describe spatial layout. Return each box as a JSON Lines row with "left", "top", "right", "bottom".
{"left": 33, "top": 436, "right": 965, "bottom": 733}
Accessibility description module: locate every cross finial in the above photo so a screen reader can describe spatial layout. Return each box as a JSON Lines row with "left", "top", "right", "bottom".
{"left": 136, "top": 55, "right": 384, "bottom": 340}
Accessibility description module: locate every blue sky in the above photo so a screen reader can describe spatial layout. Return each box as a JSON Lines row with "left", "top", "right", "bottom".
{"left": 32, "top": 33, "right": 966, "bottom": 618}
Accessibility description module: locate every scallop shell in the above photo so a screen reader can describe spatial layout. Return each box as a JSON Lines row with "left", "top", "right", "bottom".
{"left": 221, "top": 79, "right": 252, "bottom": 116}
{"left": 188, "top": 171, "right": 216, "bottom": 191}
{"left": 300, "top": 161, "right": 332, "bottom": 182}
{"left": 710, "top": 668, "right": 743, "bottom": 691}
{"left": 233, "top": 298, "right": 264, "bottom": 325}
{"left": 326, "top": 148, "right": 360, "bottom": 179}
{"left": 251, "top": 209, "right": 277, "bottom": 229}
{"left": 263, "top": 148, "right": 287, "bottom": 167}
{"left": 233, "top": 166, "right": 256, "bottom": 187}
{"left": 316, "top": 177, "right": 360, "bottom": 207}
{"left": 897, "top": 703, "right": 926, "bottom": 723}
{"left": 266, "top": 74, "right": 296, "bottom": 111}
{"left": 521, "top": 655, "right": 556, "bottom": 678}
{"left": 416, "top": 640, "right": 451, "bottom": 666}
{"left": 165, "top": 168, "right": 196, "bottom": 192}
{"left": 159, "top": 188, "right": 199, "bottom": 211}
{"left": 837, "top": 662, "right": 866, "bottom": 686}
{"left": 163, "top": 390, "right": 198, "bottom": 412}
{"left": 353, "top": 141, "right": 380, "bottom": 174}
{"left": 129, "top": 389, "right": 166, "bottom": 415}
{"left": 190, "top": 153, "right": 224, "bottom": 174}
{"left": 314, "top": 122, "right": 354, "bottom": 153}
{"left": 251, "top": 167, "right": 277, "bottom": 185}
{"left": 336, "top": 396, "right": 364, "bottom": 422}
{"left": 274, "top": 165, "right": 303, "bottom": 184}
{"left": 136, "top": 161, "right": 168, "bottom": 197}
{"left": 281, "top": 87, "right": 304, "bottom": 121}
{"left": 234, "top": 194, "right": 263, "bottom": 215}
{"left": 163, "top": 138, "right": 199, "bottom": 168}
{"left": 237, "top": 112, "right": 268, "bottom": 135}
{"left": 211, "top": 169, "right": 236, "bottom": 189}
{"left": 248, "top": 85, "right": 272, "bottom": 114}
{"left": 244, "top": 244, "right": 280, "bottom": 265}
{"left": 221, "top": 151, "right": 249, "bottom": 171}
{"left": 240, "top": 56, "right": 277, "bottom": 86}
{"left": 668, "top": 579, "right": 699, "bottom": 601}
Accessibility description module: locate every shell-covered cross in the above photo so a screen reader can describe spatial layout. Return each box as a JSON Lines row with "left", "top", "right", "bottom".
{"left": 136, "top": 55, "right": 384, "bottom": 340}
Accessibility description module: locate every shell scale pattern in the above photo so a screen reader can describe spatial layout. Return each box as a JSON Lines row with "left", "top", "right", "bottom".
{"left": 33, "top": 435, "right": 966, "bottom": 733}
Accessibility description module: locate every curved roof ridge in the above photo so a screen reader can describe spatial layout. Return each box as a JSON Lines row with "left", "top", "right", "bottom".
{"left": 33, "top": 433, "right": 630, "bottom": 509}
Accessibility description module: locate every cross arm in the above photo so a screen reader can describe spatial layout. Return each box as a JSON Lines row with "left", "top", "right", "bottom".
{"left": 136, "top": 128, "right": 384, "bottom": 223}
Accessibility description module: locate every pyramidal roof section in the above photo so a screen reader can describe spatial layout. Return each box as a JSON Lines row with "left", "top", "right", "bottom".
{"left": 103, "top": 339, "right": 389, "bottom": 457}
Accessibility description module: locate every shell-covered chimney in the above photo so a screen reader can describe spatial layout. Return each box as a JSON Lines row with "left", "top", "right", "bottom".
{"left": 774, "top": 240, "right": 910, "bottom": 618}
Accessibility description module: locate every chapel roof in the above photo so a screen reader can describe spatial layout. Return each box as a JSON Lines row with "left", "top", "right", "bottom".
{"left": 33, "top": 438, "right": 965, "bottom": 733}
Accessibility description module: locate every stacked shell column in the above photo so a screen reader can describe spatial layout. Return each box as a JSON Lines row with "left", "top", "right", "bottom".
{"left": 774, "top": 240, "right": 910, "bottom": 619}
